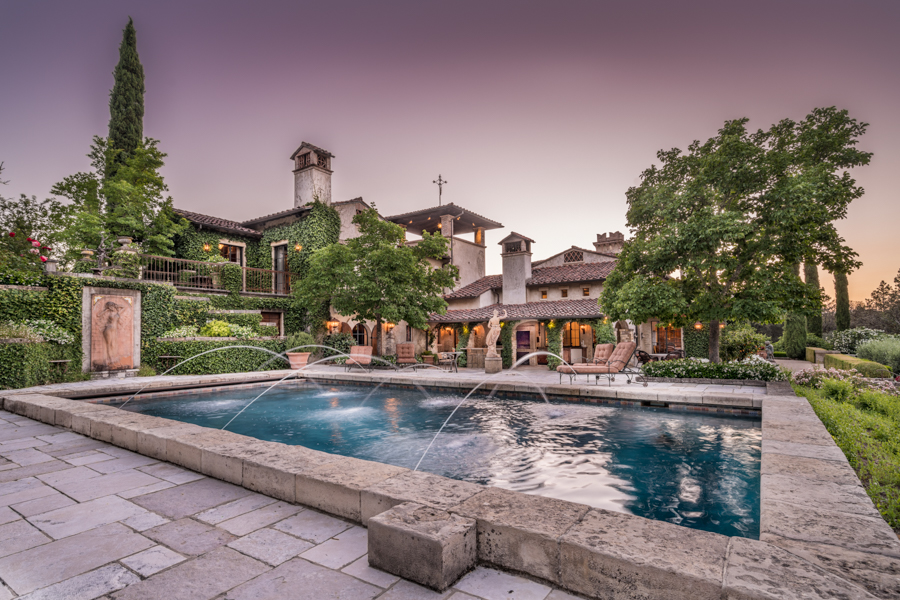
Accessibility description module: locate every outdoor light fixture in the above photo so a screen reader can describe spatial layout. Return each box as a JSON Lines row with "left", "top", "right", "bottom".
{"left": 694, "top": 322, "right": 703, "bottom": 330}
{"left": 202, "top": 244, "right": 211, "bottom": 252}
{"left": 385, "top": 322, "right": 395, "bottom": 330}
{"left": 295, "top": 244, "right": 302, "bottom": 252}
{"left": 218, "top": 243, "right": 224, "bottom": 250}
{"left": 720, "top": 323, "right": 726, "bottom": 329}
{"left": 437, "top": 223, "right": 442, "bottom": 229}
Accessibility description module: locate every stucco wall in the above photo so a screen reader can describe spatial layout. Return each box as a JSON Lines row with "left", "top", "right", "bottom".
{"left": 334, "top": 202, "right": 364, "bottom": 241}
{"left": 501, "top": 252, "right": 531, "bottom": 305}
{"left": 526, "top": 282, "right": 603, "bottom": 302}
{"left": 294, "top": 167, "right": 332, "bottom": 207}
{"left": 450, "top": 237, "right": 485, "bottom": 289}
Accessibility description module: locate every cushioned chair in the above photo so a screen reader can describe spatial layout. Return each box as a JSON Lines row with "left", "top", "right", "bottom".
{"left": 592, "top": 341, "right": 641, "bottom": 386}
{"left": 556, "top": 343, "right": 615, "bottom": 384}
{"left": 345, "top": 346, "right": 373, "bottom": 372}
{"left": 397, "top": 343, "right": 418, "bottom": 369}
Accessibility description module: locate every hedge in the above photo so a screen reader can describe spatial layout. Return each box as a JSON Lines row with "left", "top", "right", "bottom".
{"left": 642, "top": 357, "right": 786, "bottom": 381}
{"left": 823, "top": 353, "right": 891, "bottom": 378}
{"left": 806, "top": 347, "right": 824, "bottom": 363}
{"left": 0, "top": 341, "right": 51, "bottom": 390}
{"left": 144, "top": 339, "right": 289, "bottom": 375}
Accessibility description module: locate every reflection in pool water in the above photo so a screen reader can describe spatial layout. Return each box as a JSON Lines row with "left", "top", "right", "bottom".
{"left": 121, "top": 383, "right": 761, "bottom": 538}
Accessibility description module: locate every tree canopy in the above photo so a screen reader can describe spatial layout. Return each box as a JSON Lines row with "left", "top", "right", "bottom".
{"left": 51, "top": 136, "right": 187, "bottom": 265}
{"left": 600, "top": 107, "right": 871, "bottom": 361}
{"left": 294, "top": 208, "right": 458, "bottom": 353}
{"left": 108, "top": 17, "right": 145, "bottom": 176}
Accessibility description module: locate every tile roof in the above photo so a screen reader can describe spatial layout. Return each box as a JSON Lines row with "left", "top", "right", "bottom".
{"left": 240, "top": 206, "right": 310, "bottom": 227}
{"left": 531, "top": 245, "right": 617, "bottom": 267}
{"left": 174, "top": 209, "right": 262, "bottom": 238}
{"left": 443, "top": 260, "right": 617, "bottom": 299}
{"left": 290, "top": 142, "right": 334, "bottom": 159}
{"left": 444, "top": 275, "right": 503, "bottom": 299}
{"left": 430, "top": 298, "right": 603, "bottom": 323}
{"left": 529, "top": 261, "right": 617, "bottom": 285}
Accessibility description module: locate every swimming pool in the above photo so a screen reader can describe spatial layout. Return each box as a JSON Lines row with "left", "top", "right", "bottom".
{"left": 120, "top": 382, "right": 761, "bottom": 538}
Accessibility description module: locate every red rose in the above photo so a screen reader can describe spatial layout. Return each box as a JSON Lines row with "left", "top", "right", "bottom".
{"left": 40, "top": 256, "right": 48, "bottom": 263}
{"left": 8, "top": 232, "right": 14, "bottom": 237}
{"left": 26, "top": 237, "right": 32, "bottom": 242}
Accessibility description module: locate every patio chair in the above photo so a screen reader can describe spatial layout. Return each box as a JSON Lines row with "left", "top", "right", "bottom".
{"left": 436, "top": 351, "right": 459, "bottom": 373}
{"left": 556, "top": 343, "right": 615, "bottom": 384}
{"left": 591, "top": 342, "right": 645, "bottom": 386}
{"left": 345, "top": 346, "right": 373, "bottom": 372}
{"left": 397, "top": 343, "right": 418, "bottom": 370}
{"left": 636, "top": 349, "right": 658, "bottom": 365}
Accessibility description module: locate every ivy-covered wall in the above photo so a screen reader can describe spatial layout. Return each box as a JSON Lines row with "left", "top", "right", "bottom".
{"left": 144, "top": 338, "right": 288, "bottom": 375}
{"left": 0, "top": 342, "right": 51, "bottom": 390}
{"left": 684, "top": 325, "right": 710, "bottom": 359}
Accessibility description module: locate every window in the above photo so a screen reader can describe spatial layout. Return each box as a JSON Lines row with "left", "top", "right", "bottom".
{"left": 220, "top": 244, "right": 242, "bottom": 265}
{"left": 564, "top": 250, "right": 584, "bottom": 263}
{"left": 317, "top": 154, "right": 330, "bottom": 169}
{"left": 583, "top": 287, "right": 590, "bottom": 297}
{"left": 560, "top": 288, "right": 568, "bottom": 298}
{"left": 564, "top": 321, "right": 581, "bottom": 347}
{"left": 352, "top": 324, "right": 368, "bottom": 346}
{"left": 295, "top": 152, "right": 311, "bottom": 169}
{"left": 540, "top": 289, "right": 547, "bottom": 299}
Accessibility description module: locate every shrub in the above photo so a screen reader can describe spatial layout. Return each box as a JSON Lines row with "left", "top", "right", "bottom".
{"left": 642, "top": 356, "right": 787, "bottom": 381}
{"left": 0, "top": 322, "right": 42, "bottom": 342}
{"left": 783, "top": 313, "right": 808, "bottom": 359}
{"left": 229, "top": 324, "right": 255, "bottom": 339}
{"left": 721, "top": 325, "right": 768, "bottom": 362}
{"left": 822, "top": 378, "right": 856, "bottom": 403}
{"left": 285, "top": 331, "right": 316, "bottom": 352}
{"left": 0, "top": 341, "right": 51, "bottom": 389}
{"left": 805, "top": 334, "right": 832, "bottom": 350}
{"left": 858, "top": 338, "right": 900, "bottom": 376}
{"left": 823, "top": 353, "right": 892, "bottom": 379}
{"left": 683, "top": 326, "right": 709, "bottom": 359}
{"left": 199, "top": 320, "right": 232, "bottom": 337}
{"left": 219, "top": 263, "right": 242, "bottom": 296}
{"left": 23, "top": 319, "right": 75, "bottom": 344}
{"left": 827, "top": 327, "right": 885, "bottom": 354}
{"left": 594, "top": 321, "right": 616, "bottom": 345}
{"left": 791, "top": 367, "right": 897, "bottom": 395}
{"left": 321, "top": 332, "right": 356, "bottom": 364}
{"left": 162, "top": 325, "right": 200, "bottom": 338}
{"left": 137, "top": 363, "right": 157, "bottom": 377}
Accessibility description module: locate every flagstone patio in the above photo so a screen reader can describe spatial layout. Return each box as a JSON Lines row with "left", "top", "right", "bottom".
{"left": 0, "top": 409, "right": 581, "bottom": 599}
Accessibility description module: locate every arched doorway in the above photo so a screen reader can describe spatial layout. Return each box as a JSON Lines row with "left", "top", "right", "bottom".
{"left": 352, "top": 323, "right": 369, "bottom": 346}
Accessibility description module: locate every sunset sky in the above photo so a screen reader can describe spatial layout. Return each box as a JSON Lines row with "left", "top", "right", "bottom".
{"left": 1, "top": 0, "right": 898, "bottom": 301}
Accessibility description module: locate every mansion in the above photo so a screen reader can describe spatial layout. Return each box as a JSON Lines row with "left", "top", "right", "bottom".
{"left": 171, "top": 141, "right": 680, "bottom": 363}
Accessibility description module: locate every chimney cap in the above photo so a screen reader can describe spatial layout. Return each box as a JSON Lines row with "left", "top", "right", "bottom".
{"left": 290, "top": 141, "right": 334, "bottom": 160}
{"left": 498, "top": 232, "right": 536, "bottom": 245}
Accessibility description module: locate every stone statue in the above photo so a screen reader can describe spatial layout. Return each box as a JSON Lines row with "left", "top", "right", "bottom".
{"left": 485, "top": 309, "right": 508, "bottom": 358}
{"left": 765, "top": 341, "right": 775, "bottom": 362}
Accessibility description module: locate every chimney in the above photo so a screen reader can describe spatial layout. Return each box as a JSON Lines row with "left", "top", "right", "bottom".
{"left": 290, "top": 142, "right": 333, "bottom": 206}
{"left": 593, "top": 231, "right": 625, "bottom": 255}
{"left": 499, "top": 233, "right": 533, "bottom": 305}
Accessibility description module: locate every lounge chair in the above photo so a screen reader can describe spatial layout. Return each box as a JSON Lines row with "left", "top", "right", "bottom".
{"left": 556, "top": 343, "right": 615, "bottom": 384}
{"left": 592, "top": 342, "right": 642, "bottom": 386}
{"left": 397, "top": 343, "right": 418, "bottom": 370}
{"left": 345, "top": 346, "right": 373, "bottom": 372}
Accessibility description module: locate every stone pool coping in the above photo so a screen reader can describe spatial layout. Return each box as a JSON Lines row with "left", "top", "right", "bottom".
{"left": 1, "top": 376, "right": 898, "bottom": 599}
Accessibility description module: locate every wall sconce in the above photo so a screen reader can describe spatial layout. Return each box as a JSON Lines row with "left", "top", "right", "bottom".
{"left": 694, "top": 322, "right": 703, "bottom": 330}
{"left": 295, "top": 244, "right": 303, "bottom": 252}
{"left": 203, "top": 243, "right": 211, "bottom": 252}
{"left": 385, "top": 322, "right": 395, "bottom": 330}
{"left": 218, "top": 243, "right": 224, "bottom": 250}
{"left": 436, "top": 223, "right": 442, "bottom": 229}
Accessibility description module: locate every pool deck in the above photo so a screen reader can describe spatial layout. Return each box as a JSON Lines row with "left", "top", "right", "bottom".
{"left": 0, "top": 370, "right": 898, "bottom": 599}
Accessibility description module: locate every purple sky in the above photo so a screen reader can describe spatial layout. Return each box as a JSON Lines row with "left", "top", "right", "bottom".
{"left": 2, "top": 0, "right": 898, "bottom": 301}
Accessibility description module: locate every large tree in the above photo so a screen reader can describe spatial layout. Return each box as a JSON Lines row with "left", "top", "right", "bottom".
{"left": 834, "top": 270, "right": 851, "bottom": 331}
{"left": 600, "top": 107, "right": 870, "bottom": 362}
{"left": 108, "top": 17, "right": 145, "bottom": 177}
{"left": 294, "top": 209, "right": 458, "bottom": 354}
{"left": 51, "top": 137, "right": 187, "bottom": 266}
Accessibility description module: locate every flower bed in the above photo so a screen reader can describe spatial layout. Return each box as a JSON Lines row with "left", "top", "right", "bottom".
{"left": 791, "top": 367, "right": 898, "bottom": 395}
{"left": 823, "top": 353, "right": 891, "bottom": 379}
{"left": 641, "top": 356, "right": 787, "bottom": 381}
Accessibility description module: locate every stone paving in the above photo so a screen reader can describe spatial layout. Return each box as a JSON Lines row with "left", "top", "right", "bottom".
{"left": 0, "top": 409, "right": 582, "bottom": 599}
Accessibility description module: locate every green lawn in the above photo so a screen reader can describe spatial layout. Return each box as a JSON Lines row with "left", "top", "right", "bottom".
{"left": 795, "top": 384, "right": 900, "bottom": 532}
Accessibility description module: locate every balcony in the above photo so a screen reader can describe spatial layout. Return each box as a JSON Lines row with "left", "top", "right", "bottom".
{"left": 139, "top": 254, "right": 296, "bottom": 296}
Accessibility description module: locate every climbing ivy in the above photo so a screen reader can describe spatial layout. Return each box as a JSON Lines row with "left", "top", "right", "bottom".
{"left": 453, "top": 323, "right": 471, "bottom": 367}
{"left": 500, "top": 320, "right": 518, "bottom": 369}
{"left": 173, "top": 227, "right": 259, "bottom": 265}
{"left": 684, "top": 325, "right": 710, "bottom": 359}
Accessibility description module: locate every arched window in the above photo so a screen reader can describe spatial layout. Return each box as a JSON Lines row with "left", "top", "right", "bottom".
{"left": 352, "top": 324, "right": 368, "bottom": 346}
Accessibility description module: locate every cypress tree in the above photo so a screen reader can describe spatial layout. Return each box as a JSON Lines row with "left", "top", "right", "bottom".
{"left": 835, "top": 270, "right": 851, "bottom": 331}
{"left": 107, "top": 17, "right": 144, "bottom": 176}
{"left": 784, "top": 263, "right": 808, "bottom": 358}
{"left": 804, "top": 262, "right": 823, "bottom": 337}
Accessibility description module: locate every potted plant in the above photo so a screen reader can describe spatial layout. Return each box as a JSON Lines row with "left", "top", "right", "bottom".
{"left": 286, "top": 331, "right": 316, "bottom": 370}
{"left": 421, "top": 350, "right": 435, "bottom": 365}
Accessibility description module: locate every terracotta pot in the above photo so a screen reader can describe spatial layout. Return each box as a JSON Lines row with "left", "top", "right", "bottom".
{"left": 422, "top": 355, "right": 435, "bottom": 365}
{"left": 287, "top": 352, "right": 311, "bottom": 370}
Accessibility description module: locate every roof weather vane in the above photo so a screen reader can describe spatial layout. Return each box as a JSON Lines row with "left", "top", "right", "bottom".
{"left": 433, "top": 174, "right": 447, "bottom": 206}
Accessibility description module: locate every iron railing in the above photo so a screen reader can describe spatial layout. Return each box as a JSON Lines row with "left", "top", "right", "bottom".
{"left": 139, "top": 254, "right": 295, "bottom": 295}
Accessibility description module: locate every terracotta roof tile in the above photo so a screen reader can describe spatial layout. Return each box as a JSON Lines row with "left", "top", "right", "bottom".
{"left": 430, "top": 298, "right": 603, "bottom": 323}
{"left": 444, "top": 261, "right": 616, "bottom": 299}
{"left": 175, "top": 209, "right": 262, "bottom": 238}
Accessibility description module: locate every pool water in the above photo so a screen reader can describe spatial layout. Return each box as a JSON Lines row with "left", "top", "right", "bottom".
{"left": 121, "top": 382, "right": 761, "bottom": 538}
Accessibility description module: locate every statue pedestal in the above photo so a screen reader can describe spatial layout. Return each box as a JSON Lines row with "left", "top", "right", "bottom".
{"left": 484, "top": 356, "right": 502, "bottom": 374}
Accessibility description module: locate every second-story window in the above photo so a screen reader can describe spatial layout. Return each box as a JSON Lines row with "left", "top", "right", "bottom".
{"left": 561, "top": 288, "right": 568, "bottom": 298}
{"left": 583, "top": 287, "right": 590, "bottom": 296}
